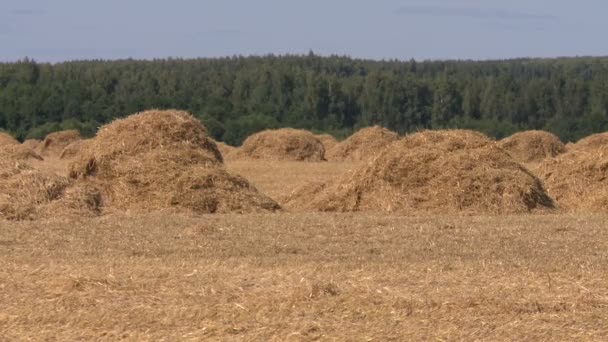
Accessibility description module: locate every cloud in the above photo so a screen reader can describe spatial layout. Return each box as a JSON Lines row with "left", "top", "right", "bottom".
{"left": 394, "top": 5, "right": 557, "bottom": 21}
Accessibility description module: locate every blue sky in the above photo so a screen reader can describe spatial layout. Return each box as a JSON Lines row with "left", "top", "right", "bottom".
{"left": 0, "top": 0, "right": 605, "bottom": 62}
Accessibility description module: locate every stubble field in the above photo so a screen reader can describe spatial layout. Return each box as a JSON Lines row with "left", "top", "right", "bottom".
{"left": 1, "top": 160, "right": 608, "bottom": 341}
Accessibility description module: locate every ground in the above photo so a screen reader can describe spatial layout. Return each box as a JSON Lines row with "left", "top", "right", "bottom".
{"left": 1, "top": 160, "right": 608, "bottom": 340}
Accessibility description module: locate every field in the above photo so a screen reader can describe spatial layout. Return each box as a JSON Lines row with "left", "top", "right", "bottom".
{"left": 2, "top": 160, "right": 608, "bottom": 341}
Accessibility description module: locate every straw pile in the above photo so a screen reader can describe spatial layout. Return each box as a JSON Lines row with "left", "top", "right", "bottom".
{"left": 38, "top": 130, "right": 83, "bottom": 157}
{"left": 535, "top": 146, "right": 608, "bottom": 212}
{"left": 569, "top": 132, "right": 608, "bottom": 151}
{"left": 215, "top": 141, "right": 238, "bottom": 161}
{"left": 236, "top": 128, "right": 325, "bottom": 161}
{"left": 22, "top": 139, "right": 41, "bottom": 151}
{"left": 0, "top": 132, "right": 18, "bottom": 146}
{"left": 285, "top": 130, "right": 553, "bottom": 214}
{"left": 315, "top": 134, "right": 338, "bottom": 151}
{"left": 498, "top": 130, "right": 565, "bottom": 164}
{"left": 0, "top": 159, "right": 69, "bottom": 220}
{"left": 326, "top": 126, "right": 398, "bottom": 161}
{"left": 60, "top": 139, "right": 91, "bottom": 160}
{"left": 67, "top": 110, "right": 279, "bottom": 214}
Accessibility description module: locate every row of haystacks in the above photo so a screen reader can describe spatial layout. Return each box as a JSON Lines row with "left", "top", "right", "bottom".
{"left": 6, "top": 112, "right": 608, "bottom": 217}
{"left": 0, "top": 110, "right": 280, "bottom": 220}
{"left": 226, "top": 126, "right": 398, "bottom": 162}
{"left": 284, "top": 130, "right": 555, "bottom": 214}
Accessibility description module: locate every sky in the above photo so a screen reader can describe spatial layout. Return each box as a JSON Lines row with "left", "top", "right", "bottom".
{"left": 0, "top": 0, "right": 606, "bottom": 63}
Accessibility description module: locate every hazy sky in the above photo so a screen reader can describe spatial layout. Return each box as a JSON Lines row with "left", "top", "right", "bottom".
{"left": 1, "top": 0, "right": 606, "bottom": 62}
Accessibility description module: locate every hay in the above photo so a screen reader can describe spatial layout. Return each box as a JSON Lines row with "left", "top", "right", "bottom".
{"left": 236, "top": 128, "right": 326, "bottom": 161}
{"left": 215, "top": 141, "right": 238, "bottom": 161}
{"left": 315, "top": 134, "right": 338, "bottom": 151}
{"left": 0, "top": 144, "right": 43, "bottom": 161}
{"left": 498, "top": 130, "right": 565, "bottom": 164}
{"left": 0, "top": 160, "right": 70, "bottom": 220}
{"left": 570, "top": 132, "right": 608, "bottom": 151}
{"left": 285, "top": 130, "right": 553, "bottom": 214}
{"left": 22, "top": 139, "right": 41, "bottom": 151}
{"left": 60, "top": 139, "right": 91, "bottom": 160}
{"left": 67, "top": 110, "right": 279, "bottom": 214}
{"left": 326, "top": 126, "right": 398, "bottom": 161}
{"left": 39, "top": 130, "right": 82, "bottom": 157}
{"left": 0, "top": 132, "right": 18, "bottom": 146}
{"left": 535, "top": 146, "right": 608, "bottom": 212}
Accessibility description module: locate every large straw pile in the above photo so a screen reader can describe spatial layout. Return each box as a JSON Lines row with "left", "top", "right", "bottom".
{"left": 67, "top": 110, "right": 279, "bottom": 214}
{"left": 326, "top": 126, "right": 398, "bottom": 161}
{"left": 39, "top": 130, "right": 82, "bottom": 157}
{"left": 535, "top": 146, "right": 608, "bottom": 212}
{"left": 236, "top": 128, "right": 326, "bottom": 161}
{"left": 286, "top": 130, "right": 553, "bottom": 214}
{"left": 498, "top": 130, "right": 565, "bottom": 164}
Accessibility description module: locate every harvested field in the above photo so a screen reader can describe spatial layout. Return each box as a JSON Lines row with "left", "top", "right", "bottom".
{"left": 535, "top": 146, "right": 608, "bottom": 212}
{"left": 4, "top": 122, "right": 608, "bottom": 339}
{"left": 1, "top": 213, "right": 608, "bottom": 340}
{"left": 286, "top": 130, "right": 553, "bottom": 214}
{"left": 236, "top": 128, "right": 326, "bottom": 161}
{"left": 227, "top": 160, "right": 362, "bottom": 202}
{"left": 498, "top": 130, "right": 565, "bottom": 165}
{"left": 326, "top": 125, "right": 398, "bottom": 161}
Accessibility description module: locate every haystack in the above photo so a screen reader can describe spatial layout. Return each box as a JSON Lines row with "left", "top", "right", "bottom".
{"left": 68, "top": 110, "right": 279, "bottom": 214}
{"left": 326, "top": 126, "right": 398, "bottom": 161}
{"left": 0, "top": 159, "right": 69, "bottom": 220}
{"left": 0, "top": 144, "right": 43, "bottom": 161}
{"left": 570, "top": 132, "right": 608, "bottom": 151}
{"left": 39, "top": 130, "right": 83, "bottom": 157}
{"left": 498, "top": 130, "right": 565, "bottom": 164}
{"left": 535, "top": 147, "right": 608, "bottom": 212}
{"left": 60, "top": 139, "right": 91, "bottom": 160}
{"left": 215, "top": 141, "right": 238, "bottom": 161}
{"left": 236, "top": 128, "right": 325, "bottom": 161}
{"left": 285, "top": 130, "right": 553, "bottom": 214}
{"left": 22, "top": 139, "right": 41, "bottom": 151}
{"left": 0, "top": 132, "right": 18, "bottom": 146}
{"left": 315, "top": 134, "right": 338, "bottom": 151}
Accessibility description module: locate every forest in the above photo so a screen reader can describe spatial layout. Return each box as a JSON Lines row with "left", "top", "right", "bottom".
{"left": 0, "top": 54, "right": 607, "bottom": 144}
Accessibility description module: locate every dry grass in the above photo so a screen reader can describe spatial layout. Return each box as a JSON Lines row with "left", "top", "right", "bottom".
{"left": 39, "top": 130, "right": 82, "bottom": 157}
{"left": 286, "top": 130, "right": 553, "bottom": 214}
{"left": 326, "top": 125, "right": 398, "bottom": 161}
{"left": 226, "top": 160, "right": 363, "bottom": 202}
{"left": 1, "top": 212, "right": 608, "bottom": 340}
{"left": 236, "top": 128, "right": 326, "bottom": 161}
{"left": 498, "top": 130, "right": 565, "bottom": 166}
{"left": 535, "top": 146, "right": 608, "bottom": 212}
{"left": 4, "top": 121, "right": 608, "bottom": 339}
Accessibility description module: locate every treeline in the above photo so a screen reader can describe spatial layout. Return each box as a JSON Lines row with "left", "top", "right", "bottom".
{"left": 1, "top": 54, "right": 607, "bottom": 144}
